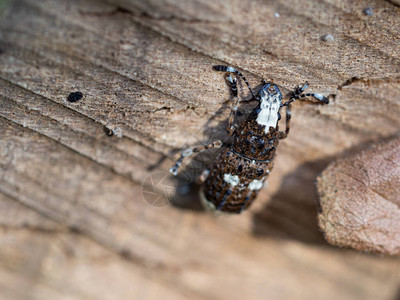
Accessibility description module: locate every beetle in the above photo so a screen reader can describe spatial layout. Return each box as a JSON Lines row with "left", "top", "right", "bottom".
{"left": 170, "top": 65, "right": 329, "bottom": 213}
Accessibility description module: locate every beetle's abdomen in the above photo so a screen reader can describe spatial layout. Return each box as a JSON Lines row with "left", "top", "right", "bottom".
{"left": 202, "top": 148, "right": 274, "bottom": 213}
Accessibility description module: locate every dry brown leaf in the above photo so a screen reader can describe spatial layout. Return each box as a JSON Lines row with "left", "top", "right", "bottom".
{"left": 317, "top": 137, "right": 400, "bottom": 255}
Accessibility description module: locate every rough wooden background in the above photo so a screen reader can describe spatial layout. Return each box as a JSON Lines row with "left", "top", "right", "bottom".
{"left": 0, "top": 0, "right": 399, "bottom": 299}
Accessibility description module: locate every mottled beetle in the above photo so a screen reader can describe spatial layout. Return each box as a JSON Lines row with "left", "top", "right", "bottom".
{"left": 170, "top": 65, "right": 329, "bottom": 213}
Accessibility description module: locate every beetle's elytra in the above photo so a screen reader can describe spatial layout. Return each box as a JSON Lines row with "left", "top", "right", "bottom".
{"left": 170, "top": 65, "right": 329, "bottom": 213}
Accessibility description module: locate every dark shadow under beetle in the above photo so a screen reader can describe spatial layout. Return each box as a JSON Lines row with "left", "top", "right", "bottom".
{"left": 252, "top": 158, "right": 331, "bottom": 245}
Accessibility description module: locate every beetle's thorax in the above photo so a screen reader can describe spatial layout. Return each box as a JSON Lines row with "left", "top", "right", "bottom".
{"left": 232, "top": 120, "right": 280, "bottom": 161}
{"left": 255, "top": 84, "right": 282, "bottom": 133}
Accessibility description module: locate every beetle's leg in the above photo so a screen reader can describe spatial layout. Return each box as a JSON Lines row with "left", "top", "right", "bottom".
{"left": 282, "top": 82, "right": 329, "bottom": 107}
{"left": 213, "top": 65, "right": 255, "bottom": 98}
{"left": 278, "top": 103, "right": 292, "bottom": 139}
{"left": 169, "top": 140, "right": 223, "bottom": 175}
{"left": 226, "top": 73, "right": 240, "bottom": 136}
{"left": 280, "top": 83, "right": 327, "bottom": 139}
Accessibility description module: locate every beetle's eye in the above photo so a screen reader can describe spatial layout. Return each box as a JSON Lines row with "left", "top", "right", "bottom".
{"left": 268, "top": 86, "right": 275, "bottom": 92}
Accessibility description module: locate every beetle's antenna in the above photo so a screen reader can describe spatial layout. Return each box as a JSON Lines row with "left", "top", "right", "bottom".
{"left": 213, "top": 65, "right": 255, "bottom": 98}
{"left": 282, "top": 82, "right": 329, "bottom": 106}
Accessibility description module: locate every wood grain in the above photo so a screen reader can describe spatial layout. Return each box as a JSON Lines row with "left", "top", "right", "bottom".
{"left": 318, "top": 137, "right": 400, "bottom": 255}
{"left": 0, "top": 0, "right": 399, "bottom": 299}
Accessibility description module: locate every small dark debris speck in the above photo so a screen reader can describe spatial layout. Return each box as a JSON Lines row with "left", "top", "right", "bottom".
{"left": 68, "top": 225, "right": 81, "bottom": 234}
{"left": 104, "top": 126, "right": 114, "bottom": 136}
{"left": 67, "top": 91, "right": 83, "bottom": 102}
{"left": 119, "top": 249, "right": 132, "bottom": 259}
{"left": 363, "top": 7, "right": 373, "bottom": 16}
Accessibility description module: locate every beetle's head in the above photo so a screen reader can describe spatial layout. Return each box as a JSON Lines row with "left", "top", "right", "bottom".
{"left": 256, "top": 83, "right": 283, "bottom": 106}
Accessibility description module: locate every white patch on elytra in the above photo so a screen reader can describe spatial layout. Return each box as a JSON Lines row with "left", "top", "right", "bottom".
{"left": 248, "top": 178, "right": 265, "bottom": 191}
{"left": 256, "top": 92, "right": 281, "bottom": 132}
{"left": 224, "top": 173, "right": 240, "bottom": 187}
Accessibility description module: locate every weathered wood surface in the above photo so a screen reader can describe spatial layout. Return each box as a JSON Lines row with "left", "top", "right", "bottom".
{"left": 0, "top": 0, "right": 399, "bottom": 299}
{"left": 318, "top": 137, "right": 400, "bottom": 256}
